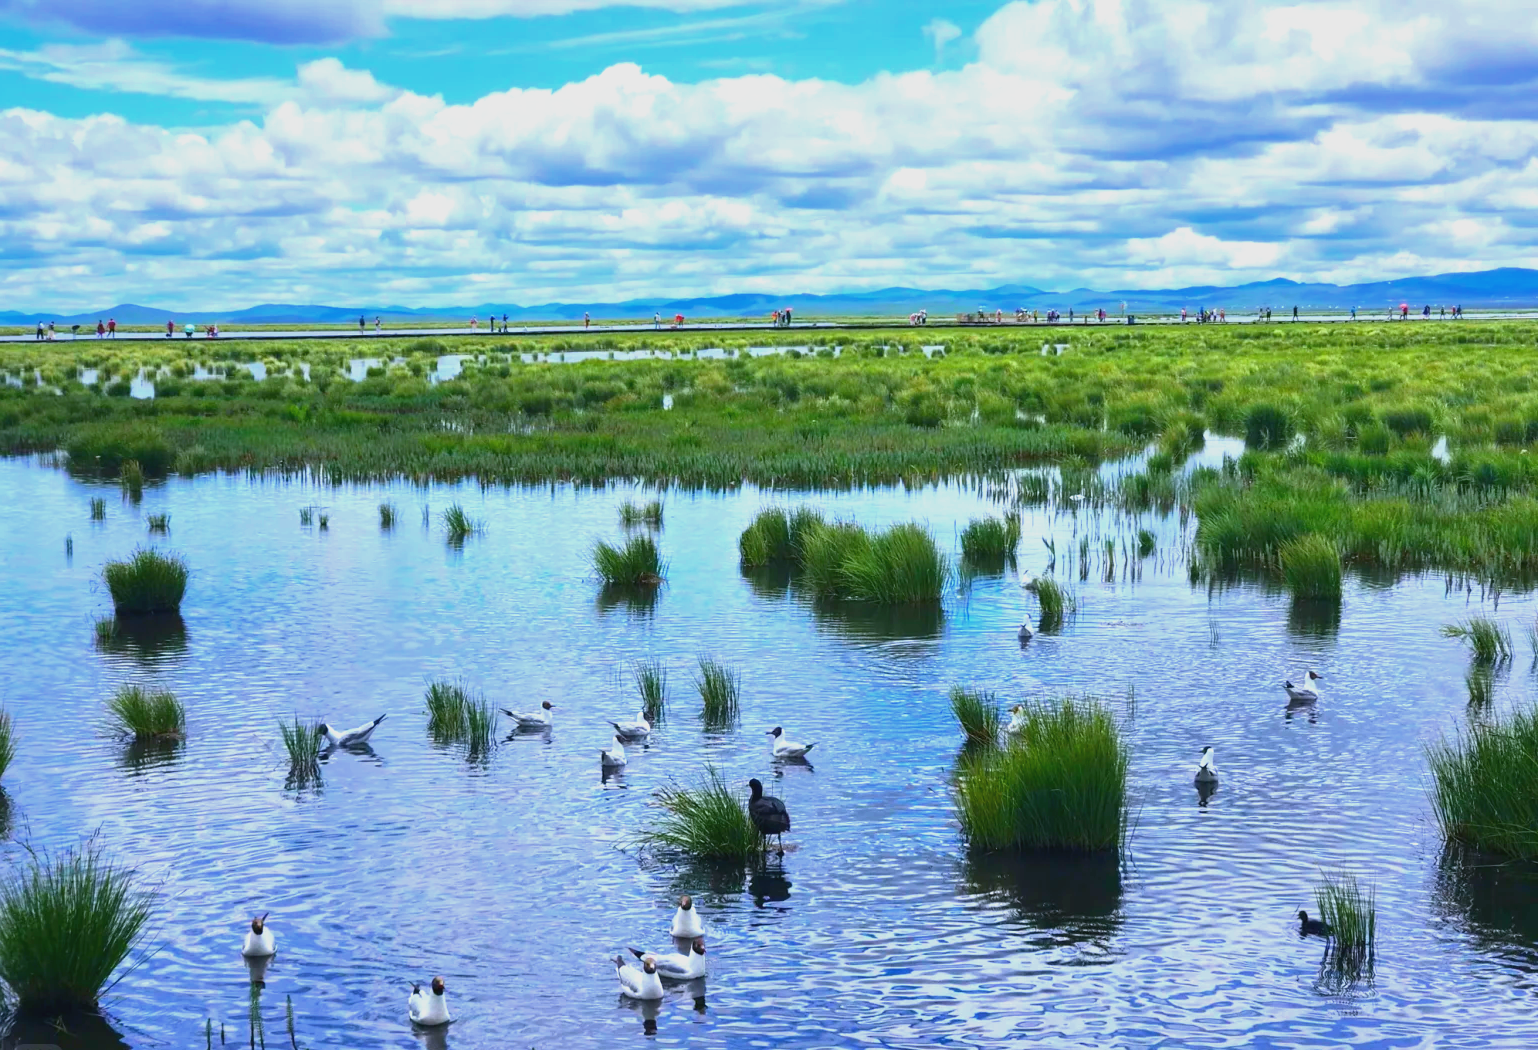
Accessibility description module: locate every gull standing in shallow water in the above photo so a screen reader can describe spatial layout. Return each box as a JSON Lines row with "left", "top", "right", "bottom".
{"left": 408, "top": 977, "right": 452, "bottom": 1026}
{"left": 629, "top": 939, "right": 706, "bottom": 981}
{"left": 241, "top": 913, "right": 275, "bottom": 957}
{"left": 1194, "top": 746, "right": 1219, "bottom": 785}
{"left": 615, "top": 955, "right": 665, "bottom": 999}
{"left": 601, "top": 735, "right": 627, "bottom": 768}
{"left": 317, "top": 715, "right": 387, "bottom": 748}
{"left": 670, "top": 895, "right": 704, "bottom": 939}
{"left": 767, "top": 726, "right": 815, "bottom": 759}
{"left": 503, "top": 700, "right": 554, "bottom": 730}
{"left": 1284, "top": 671, "right": 1323, "bottom": 703}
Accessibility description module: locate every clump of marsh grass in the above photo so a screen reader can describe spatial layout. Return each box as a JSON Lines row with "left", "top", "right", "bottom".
{"left": 640, "top": 767, "right": 759, "bottom": 861}
{"left": 318, "top": 512, "right": 329, "bottom": 532}
{"left": 461, "top": 694, "right": 497, "bottom": 757}
{"left": 739, "top": 507, "right": 793, "bottom": 566}
{"left": 619, "top": 499, "right": 664, "bottom": 528}
{"left": 795, "top": 519, "right": 948, "bottom": 603}
{"left": 951, "top": 687, "right": 1001, "bottom": 747}
{"left": 89, "top": 497, "right": 106, "bottom": 521}
{"left": 954, "top": 697, "right": 1128, "bottom": 852}
{"left": 107, "top": 684, "right": 185, "bottom": 740}
{"left": 593, "top": 534, "right": 666, "bottom": 585}
{"left": 960, "top": 516, "right": 1020, "bottom": 562}
{"left": 279, "top": 717, "right": 322, "bottom": 770}
{"left": 145, "top": 513, "right": 169, "bottom": 534}
{"left": 1427, "top": 703, "right": 1538, "bottom": 859}
{"left": 93, "top": 617, "right": 118, "bottom": 644}
{"left": 1033, "top": 576, "right": 1075, "bottom": 631}
{"left": 299, "top": 506, "right": 313, "bottom": 527}
{"left": 1136, "top": 528, "right": 1156, "bottom": 558}
{"left": 102, "top": 547, "right": 188, "bottom": 616}
{"left": 1314, "top": 870, "right": 1377, "bottom": 951}
{"left": 0, "top": 710, "right": 14, "bottom": 781}
{"left": 120, "top": 460, "right": 144, "bottom": 501}
{"left": 634, "top": 659, "right": 668, "bottom": 725}
{"left": 443, "top": 503, "right": 480, "bottom": 543}
{"left": 424, "top": 678, "right": 472, "bottom": 739}
{"left": 695, "top": 658, "right": 740, "bottom": 727}
{"left": 1279, "top": 534, "right": 1342, "bottom": 601}
{"left": 0, "top": 844, "right": 152, "bottom": 1015}
{"left": 1441, "top": 617, "right": 1512, "bottom": 664}
{"left": 378, "top": 502, "right": 397, "bottom": 529}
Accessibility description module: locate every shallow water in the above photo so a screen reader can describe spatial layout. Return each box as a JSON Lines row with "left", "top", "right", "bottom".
{"left": 1, "top": 456, "right": 1535, "bottom": 1048}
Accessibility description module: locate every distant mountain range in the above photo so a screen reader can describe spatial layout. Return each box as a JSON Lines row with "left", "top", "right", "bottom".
{"left": 5, "top": 267, "right": 1537, "bottom": 326}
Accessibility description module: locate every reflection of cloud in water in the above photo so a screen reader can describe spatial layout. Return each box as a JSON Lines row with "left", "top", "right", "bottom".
{"left": 961, "top": 850, "right": 1123, "bottom": 951}
{"left": 1435, "top": 846, "right": 1538, "bottom": 971}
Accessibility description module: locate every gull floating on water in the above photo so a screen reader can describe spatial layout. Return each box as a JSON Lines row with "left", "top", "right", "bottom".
{"left": 615, "top": 955, "right": 665, "bottom": 1000}
{"left": 609, "top": 712, "right": 652, "bottom": 742}
{"left": 670, "top": 895, "right": 704, "bottom": 939}
{"left": 768, "top": 726, "right": 815, "bottom": 759}
{"left": 629, "top": 939, "right": 706, "bottom": 981}
{"left": 1018, "top": 617, "right": 1035, "bottom": 642}
{"left": 601, "top": 735, "right": 628, "bottom": 768}
{"left": 317, "top": 715, "right": 386, "bottom": 748}
{"left": 241, "top": 913, "right": 275, "bottom": 958}
{"left": 408, "top": 977, "right": 452, "bottom": 1026}
{"left": 1194, "top": 746, "right": 1219, "bottom": 785}
{"left": 1006, "top": 704, "right": 1028, "bottom": 736}
{"left": 1019, "top": 567, "right": 1040, "bottom": 593}
{"left": 1284, "top": 671, "right": 1323, "bottom": 703}
{"left": 503, "top": 700, "right": 554, "bottom": 730}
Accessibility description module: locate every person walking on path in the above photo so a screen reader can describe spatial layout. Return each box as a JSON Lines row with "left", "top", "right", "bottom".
{"left": 359, "top": 315, "right": 366, "bottom": 333}
{"left": 108, "top": 317, "right": 116, "bottom": 337}
{"left": 584, "top": 312, "right": 590, "bottom": 330}
{"left": 47, "top": 321, "right": 55, "bottom": 340}
{"left": 167, "top": 319, "right": 174, "bottom": 338}
{"left": 96, "top": 320, "right": 104, "bottom": 338}
{"left": 34, "top": 321, "right": 43, "bottom": 341}
{"left": 1292, "top": 305, "right": 1299, "bottom": 321}
{"left": 654, "top": 312, "right": 660, "bottom": 329}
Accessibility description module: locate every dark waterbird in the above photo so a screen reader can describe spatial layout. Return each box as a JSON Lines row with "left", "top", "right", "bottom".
{"left": 747, "top": 777, "right": 790, "bottom": 855}
{"left": 1298, "top": 909, "right": 1333, "bottom": 937}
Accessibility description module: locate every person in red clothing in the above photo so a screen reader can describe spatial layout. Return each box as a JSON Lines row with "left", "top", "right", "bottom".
{"left": 107, "top": 317, "right": 116, "bottom": 337}
{"left": 166, "top": 319, "right": 174, "bottom": 338}
{"left": 674, "top": 313, "right": 684, "bottom": 328}
{"left": 96, "top": 320, "right": 105, "bottom": 338}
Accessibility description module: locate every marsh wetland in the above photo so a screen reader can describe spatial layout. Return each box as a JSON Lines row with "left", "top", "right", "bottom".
{"left": 2, "top": 323, "right": 1538, "bottom": 1047}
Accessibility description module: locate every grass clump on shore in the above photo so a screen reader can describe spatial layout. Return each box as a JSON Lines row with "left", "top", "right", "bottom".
{"left": 107, "top": 685, "right": 185, "bottom": 740}
{"left": 695, "top": 658, "right": 740, "bottom": 727}
{"left": 443, "top": 503, "right": 480, "bottom": 543}
{"left": 641, "top": 768, "right": 759, "bottom": 861}
{"left": 955, "top": 697, "right": 1128, "bottom": 853}
{"left": 379, "top": 502, "right": 397, "bottom": 529}
{"left": 951, "top": 687, "right": 1001, "bottom": 746}
{"left": 634, "top": 659, "right": 668, "bottom": 724}
{"left": 1427, "top": 703, "right": 1538, "bottom": 860}
{"left": 1279, "top": 534, "right": 1342, "bottom": 601}
{"left": 593, "top": 534, "right": 665, "bottom": 585}
{"left": 0, "top": 845, "right": 152, "bottom": 1015}
{"left": 102, "top": 548, "right": 188, "bottom": 616}
{"left": 619, "top": 499, "right": 663, "bottom": 528}
{"left": 1441, "top": 617, "right": 1512, "bottom": 664}
{"left": 1033, "top": 576, "right": 1074, "bottom": 631}
{"left": 960, "top": 516, "right": 1020, "bottom": 562}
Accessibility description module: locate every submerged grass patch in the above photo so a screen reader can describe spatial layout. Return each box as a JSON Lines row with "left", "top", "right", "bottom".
{"left": 1279, "top": 534, "right": 1342, "bottom": 601}
{"left": 0, "top": 844, "right": 152, "bottom": 1015}
{"left": 951, "top": 687, "right": 1001, "bottom": 746}
{"left": 106, "top": 684, "right": 185, "bottom": 740}
{"left": 640, "top": 767, "right": 759, "bottom": 861}
{"left": 102, "top": 547, "right": 187, "bottom": 616}
{"left": 1441, "top": 617, "right": 1512, "bottom": 663}
{"left": 1428, "top": 702, "right": 1538, "bottom": 860}
{"left": 960, "top": 516, "right": 1020, "bottom": 561}
{"left": 634, "top": 659, "right": 668, "bottom": 725}
{"left": 593, "top": 534, "right": 665, "bottom": 585}
{"left": 695, "top": 658, "right": 740, "bottom": 727}
{"left": 954, "top": 697, "right": 1127, "bottom": 853}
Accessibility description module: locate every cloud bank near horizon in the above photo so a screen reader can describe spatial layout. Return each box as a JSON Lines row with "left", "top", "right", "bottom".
{"left": 2, "top": 0, "right": 1538, "bottom": 309}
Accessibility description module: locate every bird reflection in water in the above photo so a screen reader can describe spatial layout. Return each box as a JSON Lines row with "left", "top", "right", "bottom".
{"left": 1196, "top": 779, "right": 1219, "bottom": 808}
{"left": 413, "top": 1019, "right": 452, "bottom": 1050}
{"left": 619, "top": 993, "right": 662, "bottom": 1035}
{"left": 244, "top": 952, "right": 272, "bottom": 987}
{"left": 601, "top": 764, "right": 627, "bottom": 788}
{"left": 750, "top": 862, "right": 792, "bottom": 908}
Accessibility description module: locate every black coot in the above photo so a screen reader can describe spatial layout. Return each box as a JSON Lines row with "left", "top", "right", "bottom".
{"left": 748, "top": 778, "right": 790, "bottom": 855}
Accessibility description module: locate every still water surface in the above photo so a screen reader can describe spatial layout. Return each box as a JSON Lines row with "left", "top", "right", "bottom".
{"left": 1, "top": 456, "right": 1535, "bottom": 1048}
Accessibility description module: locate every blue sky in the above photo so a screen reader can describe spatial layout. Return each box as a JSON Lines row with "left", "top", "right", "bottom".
{"left": 2, "top": 0, "right": 1537, "bottom": 309}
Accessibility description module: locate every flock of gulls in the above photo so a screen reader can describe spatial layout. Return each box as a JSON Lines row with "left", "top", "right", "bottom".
{"left": 278, "top": 693, "right": 810, "bottom": 1029}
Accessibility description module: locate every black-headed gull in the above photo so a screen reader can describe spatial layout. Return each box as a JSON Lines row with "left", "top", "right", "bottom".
{"left": 1018, "top": 617, "right": 1034, "bottom": 641}
{"left": 503, "top": 700, "right": 553, "bottom": 730}
{"left": 318, "top": 715, "right": 386, "bottom": 748}
{"left": 629, "top": 939, "right": 706, "bottom": 981}
{"left": 615, "top": 955, "right": 664, "bottom": 999}
{"left": 767, "top": 726, "right": 815, "bottom": 759}
{"left": 1006, "top": 705, "right": 1028, "bottom": 736}
{"left": 1284, "top": 671, "right": 1323, "bottom": 702}
{"left": 241, "top": 913, "right": 275, "bottom": 958}
{"left": 670, "top": 895, "right": 704, "bottom": 939}
{"left": 408, "top": 977, "right": 452, "bottom": 1026}
{"left": 601, "top": 735, "right": 627, "bottom": 768}
{"left": 609, "top": 712, "right": 651, "bottom": 742}
{"left": 1194, "top": 746, "right": 1218, "bottom": 785}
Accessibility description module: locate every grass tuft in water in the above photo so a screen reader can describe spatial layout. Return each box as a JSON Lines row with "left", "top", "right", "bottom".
{"left": 1279, "top": 534, "right": 1342, "bottom": 601}
{"left": 103, "top": 547, "right": 187, "bottom": 616}
{"left": 640, "top": 767, "right": 759, "bottom": 861}
{"left": 0, "top": 844, "right": 152, "bottom": 1015}
{"left": 107, "top": 684, "right": 185, "bottom": 740}
{"left": 93, "top": 616, "right": 118, "bottom": 644}
{"left": 1441, "top": 617, "right": 1512, "bottom": 664}
{"left": 1315, "top": 870, "right": 1377, "bottom": 950}
{"left": 1136, "top": 528, "right": 1156, "bottom": 558}
{"left": 951, "top": 687, "right": 1001, "bottom": 746}
{"left": 442, "top": 503, "right": 480, "bottom": 542}
{"left": 955, "top": 697, "right": 1127, "bottom": 852}
{"left": 695, "top": 658, "right": 741, "bottom": 727}
{"left": 1427, "top": 703, "right": 1538, "bottom": 860}
{"left": 378, "top": 503, "right": 396, "bottom": 530}
{"left": 89, "top": 497, "right": 106, "bottom": 521}
{"left": 279, "top": 717, "right": 323, "bottom": 768}
{"left": 424, "top": 678, "right": 472, "bottom": 739}
{"left": 120, "top": 460, "right": 144, "bottom": 501}
{"left": 298, "top": 506, "right": 313, "bottom": 527}
{"left": 1033, "top": 576, "right": 1075, "bottom": 631}
{"left": 633, "top": 659, "right": 668, "bottom": 725}
{"left": 619, "top": 499, "right": 664, "bottom": 528}
{"left": 960, "top": 516, "right": 1021, "bottom": 561}
{"left": 145, "top": 514, "right": 169, "bottom": 534}
{"left": 0, "top": 710, "right": 14, "bottom": 781}
{"left": 592, "top": 534, "right": 666, "bottom": 585}
{"left": 739, "top": 507, "right": 793, "bottom": 566}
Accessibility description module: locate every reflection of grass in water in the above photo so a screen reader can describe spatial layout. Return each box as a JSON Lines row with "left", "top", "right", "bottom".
{"left": 596, "top": 583, "right": 659, "bottom": 619}
{"left": 961, "top": 848, "right": 1123, "bottom": 941}
{"left": 950, "top": 687, "right": 1000, "bottom": 747}
{"left": 1434, "top": 844, "right": 1538, "bottom": 956}
{"left": 89, "top": 497, "right": 106, "bottom": 521}
{"left": 1467, "top": 666, "right": 1494, "bottom": 707}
